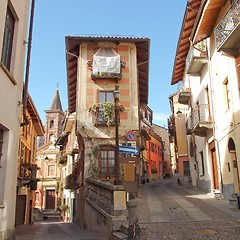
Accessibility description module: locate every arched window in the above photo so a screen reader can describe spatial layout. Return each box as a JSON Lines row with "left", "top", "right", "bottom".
{"left": 50, "top": 120, "right": 54, "bottom": 129}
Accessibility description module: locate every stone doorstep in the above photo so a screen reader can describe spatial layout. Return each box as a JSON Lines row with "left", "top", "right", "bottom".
{"left": 111, "top": 231, "right": 128, "bottom": 240}
{"left": 112, "top": 217, "right": 128, "bottom": 231}
{"left": 120, "top": 224, "right": 128, "bottom": 235}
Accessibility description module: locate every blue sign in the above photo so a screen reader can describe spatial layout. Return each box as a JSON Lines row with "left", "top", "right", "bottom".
{"left": 119, "top": 145, "right": 139, "bottom": 155}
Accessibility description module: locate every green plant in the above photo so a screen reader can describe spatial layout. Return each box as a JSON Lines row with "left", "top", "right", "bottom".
{"left": 151, "top": 168, "right": 158, "bottom": 174}
{"left": 88, "top": 145, "right": 99, "bottom": 179}
{"left": 102, "top": 102, "right": 114, "bottom": 126}
{"left": 88, "top": 102, "right": 115, "bottom": 126}
{"left": 58, "top": 204, "right": 68, "bottom": 212}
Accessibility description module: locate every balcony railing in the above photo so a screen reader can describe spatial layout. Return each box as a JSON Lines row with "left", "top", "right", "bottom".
{"left": 19, "top": 163, "right": 37, "bottom": 179}
{"left": 178, "top": 87, "right": 191, "bottom": 105}
{"left": 90, "top": 103, "right": 115, "bottom": 126}
{"left": 214, "top": 0, "right": 240, "bottom": 55}
{"left": 65, "top": 174, "right": 78, "bottom": 189}
{"left": 191, "top": 104, "right": 213, "bottom": 136}
{"left": 168, "top": 115, "right": 175, "bottom": 136}
{"left": 186, "top": 43, "right": 208, "bottom": 75}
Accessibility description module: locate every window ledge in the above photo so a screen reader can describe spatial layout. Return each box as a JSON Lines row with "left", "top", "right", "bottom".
{"left": 0, "top": 63, "right": 17, "bottom": 85}
{"left": 91, "top": 73, "right": 122, "bottom": 81}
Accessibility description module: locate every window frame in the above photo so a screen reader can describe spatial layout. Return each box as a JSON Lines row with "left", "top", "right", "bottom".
{"left": 98, "top": 145, "right": 115, "bottom": 178}
{"left": 95, "top": 91, "right": 114, "bottom": 125}
{"left": 223, "top": 78, "right": 231, "bottom": 111}
{"left": 1, "top": 7, "right": 15, "bottom": 71}
{"left": 199, "top": 151, "right": 205, "bottom": 176}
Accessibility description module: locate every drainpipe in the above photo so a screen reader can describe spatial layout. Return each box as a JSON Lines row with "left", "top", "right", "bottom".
{"left": 21, "top": 0, "right": 35, "bottom": 127}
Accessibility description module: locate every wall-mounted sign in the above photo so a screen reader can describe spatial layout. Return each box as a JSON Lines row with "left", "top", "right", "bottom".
{"left": 126, "top": 130, "right": 137, "bottom": 141}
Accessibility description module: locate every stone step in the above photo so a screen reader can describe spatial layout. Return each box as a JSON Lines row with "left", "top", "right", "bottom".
{"left": 111, "top": 231, "right": 129, "bottom": 240}
{"left": 120, "top": 224, "right": 128, "bottom": 235}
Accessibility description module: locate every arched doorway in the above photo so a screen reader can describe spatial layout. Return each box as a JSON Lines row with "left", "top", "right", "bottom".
{"left": 228, "top": 138, "right": 240, "bottom": 193}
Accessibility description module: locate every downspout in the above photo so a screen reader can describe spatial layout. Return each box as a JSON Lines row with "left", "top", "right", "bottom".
{"left": 20, "top": 0, "right": 35, "bottom": 127}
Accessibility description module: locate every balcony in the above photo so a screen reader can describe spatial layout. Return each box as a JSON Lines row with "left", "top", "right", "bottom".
{"left": 191, "top": 104, "right": 214, "bottom": 137}
{"left": 19, "top": 163, "right": 37, "bottom": 180}
{"left": 168, "top": 115, "right": 175, "bottom": 136}
{"left": 214, "top": 0, "right": 240, "bottom": 56}
{"left": 186, "top": 44, "right": 208, "bottom": 75}
{"left": 178, "top": 87, "right": 191, "bottom": 105}
{"left": 65, "top": 174, "right": 78, "bottom": 189}
{"left": 186, "top": 119, "right": 192, "bottom": 135}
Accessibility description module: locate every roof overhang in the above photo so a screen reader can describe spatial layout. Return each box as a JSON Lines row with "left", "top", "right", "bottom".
{"left": 65, "top": 35, "right": 150, "bottom": 113}
{"left": 171, "top": 0, "right": 227, "bottom": 85}
{"left": 27, "top": 95, "right": 45, "bottom": 136}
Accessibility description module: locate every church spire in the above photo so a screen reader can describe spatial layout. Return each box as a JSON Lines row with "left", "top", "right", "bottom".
{"left": 50, "top": 88, "right": 63, "bottom": 111}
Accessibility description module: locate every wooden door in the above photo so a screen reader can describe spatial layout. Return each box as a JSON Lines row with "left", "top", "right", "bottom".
{"left": 46, "top": 190, "right": 55, "bottom": 209}
{"left": 15, "top": 195, "right": 26, "bottom": 226}
{"left": 211, "top": 146, "right": 219, "bottom": 189}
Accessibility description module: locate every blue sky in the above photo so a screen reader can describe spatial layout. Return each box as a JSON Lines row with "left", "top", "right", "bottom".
{"left": 29, "top": 0, "right": 187, "bottom": 127}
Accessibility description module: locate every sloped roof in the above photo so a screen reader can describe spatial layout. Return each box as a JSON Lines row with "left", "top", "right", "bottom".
{"left": 65, "top": 35, "right": 150, "bottom": 113}
{"left": 171, "top": 0, "right": 228, "bottom": 85}
{"left": 27, "top": 95, "right": 45, "bottom": 136}
{"left": 50, "top": 89, "right": 63, "bottom": 111}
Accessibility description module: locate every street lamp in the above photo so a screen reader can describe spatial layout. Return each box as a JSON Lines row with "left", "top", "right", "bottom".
{"left": 113, "top": 85, "right": 122, "bottom": 185}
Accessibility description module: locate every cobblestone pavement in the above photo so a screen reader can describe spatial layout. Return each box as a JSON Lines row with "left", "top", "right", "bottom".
{"left": 136, "top": 177, "right": 240, "bottom": 240}
{"left": 15, "top": 221, "right": 108, "bottom": 240}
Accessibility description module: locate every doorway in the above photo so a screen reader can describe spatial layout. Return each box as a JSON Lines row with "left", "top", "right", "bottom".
{"left": 46, "top": 190, "right": 55, "bottom": 209}
{"left": 209, "top": 141, "right": 219, "bottom": 189}
{"left": 228, "top": 138, "right": 240, "bottom": 193}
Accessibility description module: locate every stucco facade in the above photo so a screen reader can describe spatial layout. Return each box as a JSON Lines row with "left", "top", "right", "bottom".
{"left": 170, "top": 0, "right": 240, "bottom": 200}
{"left": 0, "top": 0, "right": 30, "bottom": 238}
{"left": 65, "top": 35, "right": 150, "bottom": 236}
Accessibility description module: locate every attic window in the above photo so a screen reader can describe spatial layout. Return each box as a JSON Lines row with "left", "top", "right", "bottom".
{"left": 91, "top": 47, "right": 121, "bottom": 80}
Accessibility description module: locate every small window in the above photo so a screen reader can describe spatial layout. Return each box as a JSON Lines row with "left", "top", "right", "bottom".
{"left": 48, "top": 165, "right": 55, "bottom": 176}
{"left": 0, "top": 128, "right": 4, "bottom": 164}
{"left": 1, "top": 7, "right": 15, "bottom": 71}
{"left": 151, "top": 143, "right": 155, "bottom": 153}
{"left": 96, "top": 91, "right": 114, "bottom": 125}
{"left": 92, "top": 47, "right": 121, "bottom": 80}
{"left": 98, "top": 146, "right": 115, "bottom": 177}
{"left": 199, "top": 151, "right": 205, "bottom": 176}
{"left": 223, "top": 78, "right": 231, "bottom": 111}
{"left": 50, "top": 120, "right": 54, "bottom": 129}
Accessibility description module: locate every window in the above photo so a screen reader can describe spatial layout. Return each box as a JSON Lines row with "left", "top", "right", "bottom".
{"left": 199, "top": 151, "right": 205, "bottom": 176}
{"left": 50, "top": 120, "right": 54, "bottom": 129}
{"left": 48, "top": 165, "right": 55, "bottom": 176}
{"left": 0, "top": 126, "right": 8, "bottom": 204}
{"left": 0, "top": 128, "right": 4, "bottom": 164}
{"left": 98, "top": 146, "right": 115, "bottom": 177}
{"left": 92, "top": 47, "right": 121, "bottom": 79}
{"left": 223, "top": 78, "right": 231, "bottom": 111}
{"left": 183, "top": 161, "right": 190, "bottom": 176}
{"left": 151, "top": 143, "right": 156, "bottom": 153}
{"left": 1, "top": 8, "right": 15, "bottom": 71}
{"left": 96, "top": 91, "right": 114, "bottom": 125}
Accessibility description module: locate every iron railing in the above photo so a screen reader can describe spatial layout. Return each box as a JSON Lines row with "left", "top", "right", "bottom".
{"left": 19, "top": 162, "right": 37, "bottom": 179}
{"left": 191, "top": 104, "right": 212, "bottom": 128}
{"left": 214, "top": 0, "right": 240, "bottom": 50}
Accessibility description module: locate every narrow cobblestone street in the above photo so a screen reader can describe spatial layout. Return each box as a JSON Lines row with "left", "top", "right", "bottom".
{"left": 16, "top": 221, "right": 108, "bottom": 240}
{"left": 16, "top": 176, "right": 240, "bottom": 239}
{"left": 136, "top": 176, "right": 240, "bottom": 240}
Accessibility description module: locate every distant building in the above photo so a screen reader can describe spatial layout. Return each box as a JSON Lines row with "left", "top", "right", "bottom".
{"left": 152, "top": 123, "right": 172, "bottom": 177}
{"left": 16, "top": 95, "right": 44, "bottom": 225}
{"left": 35, "top": 89, "right": 65, "bottom": 210}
